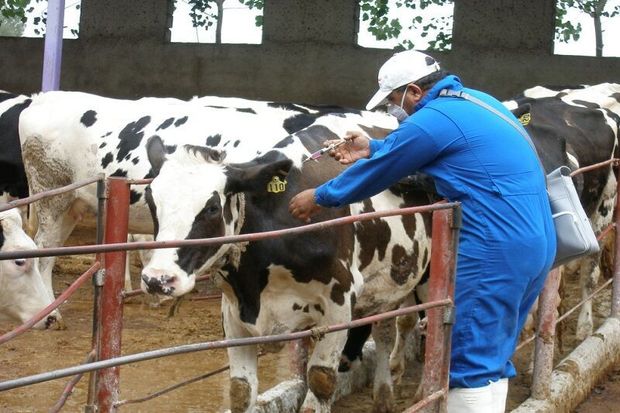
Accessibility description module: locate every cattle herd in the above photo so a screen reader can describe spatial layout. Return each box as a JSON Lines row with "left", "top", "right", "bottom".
{"left": 0, "top": 82, "right": 619, "bottom": 412}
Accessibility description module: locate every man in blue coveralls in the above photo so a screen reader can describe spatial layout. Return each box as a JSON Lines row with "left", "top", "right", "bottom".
{"left": 288, "top": 50, "right": 556, "bottom": 412}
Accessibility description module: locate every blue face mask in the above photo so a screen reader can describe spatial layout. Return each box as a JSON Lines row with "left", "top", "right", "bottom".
{"left": 386, "top": 86, "right": 409, "bottom": 122}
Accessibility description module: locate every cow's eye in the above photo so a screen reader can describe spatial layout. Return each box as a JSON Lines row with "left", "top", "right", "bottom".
{"left": 206, "top": 205, "right": 220, "bottom": 215}
{"left": 14, "top": 259, "right": 26, "bottom": 267}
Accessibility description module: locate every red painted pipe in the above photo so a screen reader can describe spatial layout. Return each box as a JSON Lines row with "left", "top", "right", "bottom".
{"left": 419, "top": 206, "right": 460, "bottom": 413}
{"left": 96, "top": 178, "right": 130, "bottom": 412}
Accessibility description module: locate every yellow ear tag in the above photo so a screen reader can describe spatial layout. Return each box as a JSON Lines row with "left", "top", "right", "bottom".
{"left": 519, "top": 113, "right": 531, "bottom": 126}
{"left": 267, "top": 176, "right": 287, "bottom": 193}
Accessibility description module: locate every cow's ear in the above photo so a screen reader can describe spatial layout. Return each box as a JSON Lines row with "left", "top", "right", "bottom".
{"left": 146, "top": 135, "right": 167, "bottom": 177}
{"left": 225, "top": 151, "right": 293, "bottom": 194}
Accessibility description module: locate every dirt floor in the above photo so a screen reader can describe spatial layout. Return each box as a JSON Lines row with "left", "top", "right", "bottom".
{"left": 1, "top": 223, "right": 618, "bottom": 412}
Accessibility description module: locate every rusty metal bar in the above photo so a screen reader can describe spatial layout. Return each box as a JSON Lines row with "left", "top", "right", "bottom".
{"left": 114, "top": 352, "right": 266, "bottom": 407}
{"left": 419, "top": 206, "right": 460, "bottom": 413}
{"left": 0, "top": 262, "right": 100, "bottom": 345}
{"left": 570, "top": 158, "right": 619, "bottom": 177}
{"left": 0, "top": 298, "right": 451, "bottom": 392}
{"left": 516, "top": 277, "right": 614, "bottom": 352}
{"left": 612, "top": 163, "right": 620, "bottom": 318}
{"left": 49, "top": 350, "right": 96, "bottom": 413}
{"left": 0, "top": 202, "right": 459, "bottom": 261}
{"left": 0, "top": 175, "right": 104, "bottom": 213}
{"left": 531, "top": 267, "right": 562, "bottom": 400}
{"left": 402, "top": 390, "right": 446, "bottom": 413}
{"left": 96, "top": 178, "right": 130, "bottom": 412}
{"left": 86, "top": 178, "right": 108, "bottom": 413}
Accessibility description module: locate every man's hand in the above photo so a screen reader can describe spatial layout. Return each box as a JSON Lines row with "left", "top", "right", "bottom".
{"left": 325, "top": 131, "right": 371, "bottom": 165}
{"left": 289, "top": 189, "right": 323, "bottom": 223}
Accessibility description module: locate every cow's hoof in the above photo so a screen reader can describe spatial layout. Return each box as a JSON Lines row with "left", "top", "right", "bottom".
{"left": 230, "top": 377, "right": 251, "bottom": 413}
{"left": 53, "top": 316, "right": 67, "bottom": 330}
{"left": 373, "top": 383, "right": 394, "bottom": 413}
{"left": 308, "top": 366, "right": 337, "bottom": 401}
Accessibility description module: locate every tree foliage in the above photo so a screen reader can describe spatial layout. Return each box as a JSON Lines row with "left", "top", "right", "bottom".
{"left": 359, "top": 0, "right": 453, "bottom": 51}
{"left": 556, "top": 0, "right": 619, "bottom": 56}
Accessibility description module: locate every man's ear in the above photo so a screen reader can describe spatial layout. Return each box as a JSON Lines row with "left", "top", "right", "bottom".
{"left": 224, "top": 150, "right": 293, "bottom": 194}
{"left": 408, "top": 83, "right": 423, "bottom": 98}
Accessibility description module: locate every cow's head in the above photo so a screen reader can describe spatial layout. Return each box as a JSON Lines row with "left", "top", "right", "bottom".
{"left": 0, "top": 209, "right": 59, "bottom": 329}
{"left": 141, "top": 136, "right": 293, "bottom": 297}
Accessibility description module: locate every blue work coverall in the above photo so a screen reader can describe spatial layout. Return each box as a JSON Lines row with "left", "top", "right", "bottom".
{"left": 314, "top": 75, "right": 557, "bottom": 388}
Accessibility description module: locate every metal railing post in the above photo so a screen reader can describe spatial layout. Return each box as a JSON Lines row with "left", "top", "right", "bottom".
{"left": 86, "top": 178, "right": 107, "bottom": 412}
{"left": 96, "top": 178, "right": 130, "bottom": 412}
{"left": 611, "top": 165, "right": 620, "bottom": 318}
{"left": 420, "top": 205, "right": 460, "bottom": 413}
{"left": 531, "top": 267, "right": 562, "bottom": 399}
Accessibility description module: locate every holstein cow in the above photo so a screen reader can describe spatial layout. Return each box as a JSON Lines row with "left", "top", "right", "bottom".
{"left": 141, "top": 114, "right": 433, "bottom": 413}
{"left": 13, "top": 90, "right": 396, "bottom": 302}
{"left": 0, "top": 207, "right": 59, "bottom": 329}
{"left": 504, "top": 82, "right": 620, "bottom": 340}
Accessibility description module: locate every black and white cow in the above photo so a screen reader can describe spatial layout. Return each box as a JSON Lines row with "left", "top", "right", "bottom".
{"left": 12, "top": 90, "right": 396, "bottom": 306}
{"left": 504, "top": 82, "right": 620, "bottom": 340}
{"left": 140, "top": 113, "right": 432, "bottom": 412}
{"left": 0, "top": 207, "right": 59, "bottom": 329}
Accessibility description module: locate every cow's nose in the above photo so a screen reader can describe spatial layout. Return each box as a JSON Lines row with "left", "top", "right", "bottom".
{"left": 141, "top": 273, "right": 176, "bottom": 295}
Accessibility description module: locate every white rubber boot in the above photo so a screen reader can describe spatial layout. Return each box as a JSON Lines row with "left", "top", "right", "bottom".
{"left": 490, "top": 378, "right": 509, "bottom": 412}
{"left": 447, "top": 384, "right": 494, "bottom": 413}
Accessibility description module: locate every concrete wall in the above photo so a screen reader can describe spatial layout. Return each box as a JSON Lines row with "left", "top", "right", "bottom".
{"left": 0, "top": 0, "right": 618, "bottom": 107}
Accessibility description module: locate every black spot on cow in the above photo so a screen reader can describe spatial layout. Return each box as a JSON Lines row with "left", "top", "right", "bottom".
{"left": 124, "top": 154, "right": 131, "bottom": 161}
{"left": 174, "top": 116, "right": 188, "bottom": 127}
{"left": 111, "top": 168, "right": 128, "bottom": 177}
{"left": 99, "top": 142, "right": 107, "bottom": 149}
{"left": 165, "top": 144, "right": 177, "bottom": 154}
{"left": 314, "top": 304, "right": 324, "bottom": 315}
{"left": 237, "top": 108, "right": 257, "bottom": 114}
{"left": 101, "top": 152, "right": 113, "bottom": 169}
{"left": 0, "top": 98, "right": 31, "bottom": 198}
{"left": 156, "top": 118, "right": 175, "bottom": 131}
{"left": 390, "top": 244, "right": 415, "bottom": 285}
{"left": 425, "top": 56, "right": 436, "bottom": 66}
{"left": 101, "top": 131, "right": 112, "bottom": 138}
{"left": 274, "top": 136, "right": 295, "bottom": 148}
{"left": 355, "top": 200, "right": 390, "bottom": 272}
{"left": 292, "top": 303, "right": 302, "bottom": 311}
{"left": 206, "top": 134, "right": 222, "bottom": 147}
{"left": 330, "top": 283, "right": 346, "bottom": 306}
{"left": 303, "top": 304, "right": 310, "bottom": 313}
{"left": 233, "top": 140, "right": 240, "bottom": 148}
{"left": 131, "top": 157, "right": 139, "bottom": 165}
{"left": 80, "top": 110, "right": 97, "bottom": 127}
{"left": 282, "top": 114, "right": 319, "bottom": 134}
{"left": 129, "top": 189, "right": 142, "bottom": 205}
{"left": 116, "top": 116, "right": 150, "bottom": 162}
{"left": 573, "top": 99, "right": 601, "bottom": 110}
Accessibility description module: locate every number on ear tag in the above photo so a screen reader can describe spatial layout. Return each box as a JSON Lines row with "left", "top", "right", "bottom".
{"left": 519, "top": 113, "right": 531, "bottom": 126}
{"left": 267, "top": 176, "right": 287, "bottom": 193}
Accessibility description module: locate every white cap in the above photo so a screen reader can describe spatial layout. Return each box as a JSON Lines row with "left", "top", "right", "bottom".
{"left": 365, "top": 50, "right": 441, "bottom": 110}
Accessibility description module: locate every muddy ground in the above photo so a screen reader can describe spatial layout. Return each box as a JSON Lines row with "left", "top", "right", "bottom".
{"left": 0, "top": 224, "right": 616, "bottom": 412}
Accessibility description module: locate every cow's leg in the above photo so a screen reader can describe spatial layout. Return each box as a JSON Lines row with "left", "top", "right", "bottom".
{"left": 35, "top": 200, "right": 81, "bottom": 299}
{"left": 222, "top": 298, "right": 258, "bottom": 413}
{"left": 576, "top": 255, "right": 600, "bottom": 340}
{"left": 301, "top": 305, "right": 349, "bottom": 413}
{"left": 389, "top": 293, "right": 419, "bottom": 384}
{"left": 339, "top": 324, "right": 372, "bottom": 372}
{"left": 371, "top": 319, "right": 396, "bottom": 413}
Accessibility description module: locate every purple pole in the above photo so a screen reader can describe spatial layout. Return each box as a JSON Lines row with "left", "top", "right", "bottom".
{"left": 41, "top": 0, "right": 65, "bottom": 91}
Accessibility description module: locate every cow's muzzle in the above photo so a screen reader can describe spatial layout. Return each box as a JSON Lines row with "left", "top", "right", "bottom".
{"left": 141, "top": 273, "right": 177, "bottom": 296}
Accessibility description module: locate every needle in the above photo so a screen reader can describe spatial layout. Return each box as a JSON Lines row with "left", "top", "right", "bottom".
{"left": 303, "top": 139, "right": 348, "bottom": 163}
